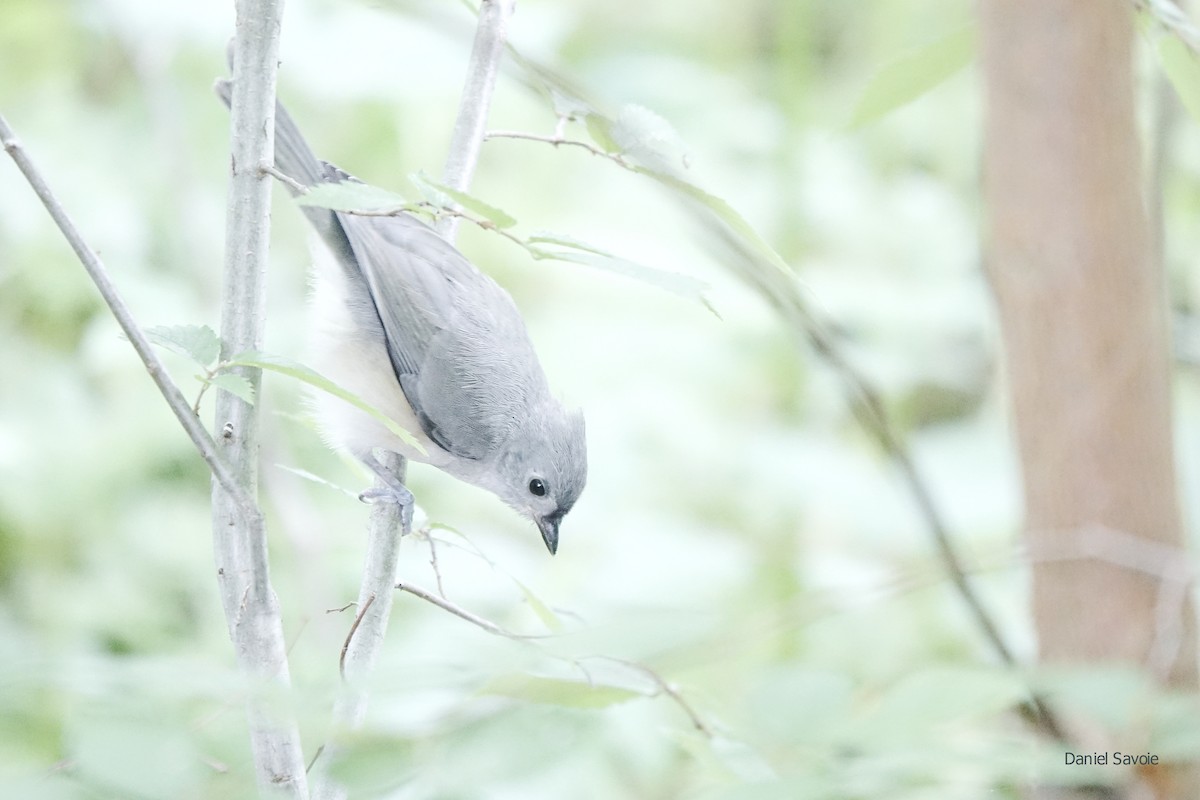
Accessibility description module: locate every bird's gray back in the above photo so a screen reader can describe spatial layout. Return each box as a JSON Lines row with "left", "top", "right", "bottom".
{"left": 338, "top": 212, "right": 552, "bottom": 461}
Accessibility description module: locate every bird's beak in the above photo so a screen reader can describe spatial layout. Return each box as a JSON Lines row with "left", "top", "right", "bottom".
{"left": 536, "top": 515, "right": 560, "bottom": 555}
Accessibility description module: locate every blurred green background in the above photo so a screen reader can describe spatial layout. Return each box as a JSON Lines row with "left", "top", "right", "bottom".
{"left": 4, "top": 0, "right": 1200, "bottom": 797}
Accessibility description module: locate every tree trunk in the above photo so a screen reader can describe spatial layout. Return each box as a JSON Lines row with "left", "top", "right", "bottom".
{"left": 979, "top": 1, "right": 1196, "bottom": 797}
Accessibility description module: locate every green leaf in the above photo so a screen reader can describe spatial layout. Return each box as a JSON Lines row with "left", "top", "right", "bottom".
{"left": 857, "top": 666, "right": 1027, "bottom": 743}
{"left": 204, "top": 371, "right": 256, "bottom": 404}
{"left": 609, "top": 103, "right": 689, "bottom": 172}
{"left": 410, "top": 171, "right": 518, "bottom": 229}
{"left": 849, "top": 24, "right": 976, "bottom": 128}
{"left": 636, "top": 167, "right": 793, "bottom": 276}
{"left": 328, "top": 731, "right": 416, "bottom": 796}
{"left": 274, "top": 464, "right": 358, "bottom": 497}
{"left": 298, "top": 181, "right": 410, "bottom": 212}
{"left": 225, "top": 351, "right": 426, "bottom": 455}
{"left": 513, "top": 579, "right": 564, "bottom": 633}
{"left": 584, "top": 113, "right": 618, "bottom": 153}
{"left": 146, "top": 324, "right": 220, "bottom": 367}
{"left": 526, "top": 231, "right": 611, "bottom": 257}
{"left": 1159, "top": 35, "right": 1200, "bottom": 124}
{"left": 529, "top": 232, "right": 714, "bottom": 313}
{"left": 479, "top": 674, "right": 641, "bottom": 709}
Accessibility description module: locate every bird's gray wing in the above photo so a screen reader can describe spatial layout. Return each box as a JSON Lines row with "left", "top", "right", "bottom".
{"left": 337, "top": 212, "right": 539, "bottom": 459}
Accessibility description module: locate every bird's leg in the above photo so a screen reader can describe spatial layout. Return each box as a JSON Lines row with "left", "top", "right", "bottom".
{"left": 358, "top": 452, "right": 414, "bottom": 533}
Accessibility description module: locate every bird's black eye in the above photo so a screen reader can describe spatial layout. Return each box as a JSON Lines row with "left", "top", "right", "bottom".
{"left": 528, "top": 478, "right": 547, "bottom": 497}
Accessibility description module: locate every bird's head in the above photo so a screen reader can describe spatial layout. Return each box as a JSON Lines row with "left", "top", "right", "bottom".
{"left": 489, "top": 407, "right": 587, "bottom": 554}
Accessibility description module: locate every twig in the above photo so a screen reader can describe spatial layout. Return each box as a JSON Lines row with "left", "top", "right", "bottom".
{"left": 396, "top": 582, "right": 553, "bottom": 640}
{"left": 485, "top": 129, "right": 631, "bottom": 168}
{"left": 339, "top": 594, "right": 376, "bottom": 680}
{"left": 261, "top": 162, "right": 309, "bottom": 194}
{"left": 418, "top": 528, "right": 448, "bottom": 598}
{"left": 437, "top": 0, "right": 516, "bottom": 240}
{"left": 0, "top": 116, "right": 255, "bottom": 523}
{"left": 343, "top": 201, "right": 531, "bottom": 251}
{"left": 579, "top": 656, "right": 714, "bottom": 738}
{"left": 396, "top": 581, "right": 714, "bottom": 736}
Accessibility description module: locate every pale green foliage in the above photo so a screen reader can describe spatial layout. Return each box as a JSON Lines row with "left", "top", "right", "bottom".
{"left": 1159, "top": 35, "right": 1200, "bottom": 124}
{"left": 5, "top": 0, "right": 1200, "bottom": 798}
{"left": 849, "top": 25, "right": 976, "bottom": 128}
{"left": 227, "top": 350, "right": 427, "bottom": 453}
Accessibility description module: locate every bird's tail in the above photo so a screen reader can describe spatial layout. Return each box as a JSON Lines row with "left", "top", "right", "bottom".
{"left": 214, "top": 78, "right": 358, "bottom": 265}
{"left": 213, "top": 79, "right": 326, "bottom": 194}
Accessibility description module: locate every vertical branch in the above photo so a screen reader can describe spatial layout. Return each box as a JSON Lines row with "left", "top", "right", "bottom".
{"left": 436, "top": 0, "right": 517, "bottom": 240}
{"left": 214, "top": 0, "right": 310, "bottom": 796}
{"left": 310, "top": 456, "right": 406, "bottom": 800}
{"left": 311, "top": 5, "right": 516, "bottom": 798}
{"left": 980, "top": 1, "right": 1196, "bottom": 796}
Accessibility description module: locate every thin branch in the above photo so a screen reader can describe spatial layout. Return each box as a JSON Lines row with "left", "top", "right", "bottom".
{"left": 261, "top": 162, "right": 309, "bottom": 194}
{"left": 0, "top": 116, "right": 256, "bottom": 524}
{"left": 485, "top": 129, "right": 631, "bottom": 168}
{"left": 802, "top": 310, "right": 1066, "bottom": 741}
{"left": 437, "top": 0, "right": 516, "bottom": 240}
{"left": 343, "top": 201, "right": 530, "bottom": 251}
{"left": 416, "top": 527, "right": 449, "bottom": 598}
{"left": 311, "top": 453, "right": 407, "bottom": 800}
{"left": 314, "top": 4, "right": 515, "bottom": 794}
{"left": 579, "top": 656, "right": 714, "bottom": 738}
{"left": 396, "top": 582, "right": 553, "bottom": 640}
{"left": 701, "top": 223, "right": 1066, "bottom": 741}
{"left": 396, "top": 582, "right": 715, "bottom": 736}
{"left": 339, "top": 593, "right": 376, "bottom": 680}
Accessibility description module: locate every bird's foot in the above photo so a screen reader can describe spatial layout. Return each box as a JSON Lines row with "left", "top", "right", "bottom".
{"left": 358, "top": 454, "right": 415, "bottom": 533}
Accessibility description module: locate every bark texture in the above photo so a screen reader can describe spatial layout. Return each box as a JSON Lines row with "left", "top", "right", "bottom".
{"left": 979, "top": 1, "right": 1196, "bottom": 797}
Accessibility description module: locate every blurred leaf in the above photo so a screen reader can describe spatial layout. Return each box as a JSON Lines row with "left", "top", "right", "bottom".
{"left": 674, "top": 730, "right": 777, "bottom": 784}
{"left": 584, "top": 113, "right": 619, "bottom": 153}
{"left": 527, "top": 231, "right": 610, "bottom": 256}
{"left": 745, "top": 668, "right": 855, "bottom": 746}
{"left": 274, "top": 464, "right": 358, "bottom": 498}
{"left": 708, "top": 735, "right": 779, "bottom": 782}
{"left": 298, "top": 181, "right": 409, "bottom": 212}
{"left": 226, "top": 351, "right": 426, "bottom": 454}
{"left": 205, "top": 371, "right": 256, "bottom": 404}
{"left": 639, "top": 169, "right": 793, "bottom": 275}
{"left": 609, "top": 103, "right": 689, "bottom": 173}
{"left": 68, "top": 710, "right": 201, "bottom": 799}
{"left": 146, "top": 324, "right": 220, "bottom": 368}
{"left": 411, "top": 171, "right": 518, "bottom": 229}
{"left": 513, "top": 579, "right": 564, "bottom": 633}
{"left": 328, "top": 731, "right": 416, "bottom": 796}
{"left": 480, "top": 674, "right": 641, "bottom": 708}
{"left": 549, "top": 87, "right": 596, "bottom": 121}
{"left": 530, "top": 233, "right": 714, "bottom": 313}
{"left": 857, "top": 666, "right": 1027, "bottom": 743}
{"left": 1150, "top": 691, "right": 1200, "bottom": 760}
{"left": 849, "top": 25, "right": 976, "bottom": 127}
{"left": 1034, "top": 665, "right": 1153, "bottom": 732}
{"left": 1158, "top": 35, "right": 1200, "bottom": 124}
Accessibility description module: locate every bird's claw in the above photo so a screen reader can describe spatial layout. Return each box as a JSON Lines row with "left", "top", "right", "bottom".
{"left": 359, "top": 454, "right": 416, "bottom": 532}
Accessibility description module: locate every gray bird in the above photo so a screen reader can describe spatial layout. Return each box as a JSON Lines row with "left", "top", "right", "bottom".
{"left": 216, "top": 81, "right": 587, "bottom": 554}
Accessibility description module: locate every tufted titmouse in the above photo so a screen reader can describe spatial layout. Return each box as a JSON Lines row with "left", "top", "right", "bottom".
{"left": 216, "top": 81, "right": 587, "bottom": 554}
